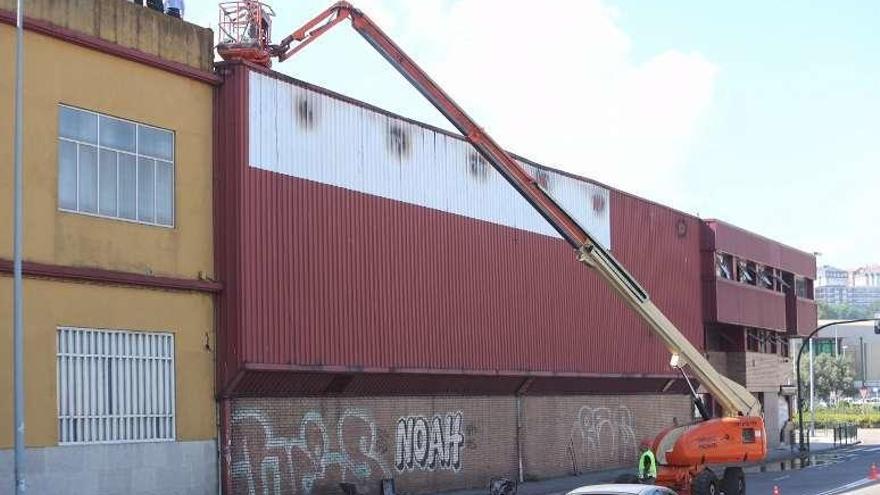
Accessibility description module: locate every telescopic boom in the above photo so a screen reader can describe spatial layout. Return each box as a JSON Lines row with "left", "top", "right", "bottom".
{"left": 269, "top": 1, "right": 762, "bottom": 418}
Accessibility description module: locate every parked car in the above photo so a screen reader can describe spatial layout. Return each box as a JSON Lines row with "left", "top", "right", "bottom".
{"left": 566, "top": 484, "right": 678, "bottom": 495}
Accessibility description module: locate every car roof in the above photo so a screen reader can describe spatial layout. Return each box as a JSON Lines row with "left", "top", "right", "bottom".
{"left": 566, "top": 484, "right": 676, "bottom": 495}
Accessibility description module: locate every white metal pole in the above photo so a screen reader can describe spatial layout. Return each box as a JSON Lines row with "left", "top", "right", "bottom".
{"left": 809, "top": 339, "right": 815, "bottom": 436}
{"left": 834, "top": 327, "right": 839, "bottom": 357}
{"left": 13, "top": 0, "right": 27, "bottom": 493}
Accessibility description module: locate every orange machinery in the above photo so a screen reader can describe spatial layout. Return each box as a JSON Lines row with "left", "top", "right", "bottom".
{"left": 216, "top": 3, "right": 767, "bottom": 494}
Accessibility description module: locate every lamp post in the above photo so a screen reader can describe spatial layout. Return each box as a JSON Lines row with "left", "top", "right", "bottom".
{"left": 12, "top": 0, "right": 26, "bottom": 493}
{"left": 797, "top": 318, "right": 880, "bottom": 452}
{"left": 809, "top": 339, "right": 815, "bottom": 435}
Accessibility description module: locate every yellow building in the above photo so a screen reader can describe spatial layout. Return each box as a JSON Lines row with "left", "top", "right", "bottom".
{"left": 0, "top": 0, "right": 218, "bottom": 491}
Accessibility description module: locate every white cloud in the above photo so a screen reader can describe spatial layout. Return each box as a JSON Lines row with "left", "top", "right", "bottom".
{"left": 188, "top": 0, "right": 717, "bottom": 206}
{"left": 399, "top": 0, "right": 718, "bottom": 205}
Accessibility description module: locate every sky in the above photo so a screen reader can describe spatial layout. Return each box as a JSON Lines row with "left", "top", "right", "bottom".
{"left": 188, "top": 0, "right": 879, "bottom": 269}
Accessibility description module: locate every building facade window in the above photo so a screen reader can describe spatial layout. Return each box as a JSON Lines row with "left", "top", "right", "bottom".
{"left": 716, "top": 253, "right": 734, "bottom": 280}
{"left": 57, "top": 327, "right": 176, "bottom": 444}
{"left": 758, "top": 265, "right": 775, "bottom": 290}
{"left": 58, "top": 105, "right": 175, "bottom": 227}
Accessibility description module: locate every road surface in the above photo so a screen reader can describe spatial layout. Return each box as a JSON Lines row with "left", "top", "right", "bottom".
{"left": 742, "top": 443, "right": 880, "bottom": 495}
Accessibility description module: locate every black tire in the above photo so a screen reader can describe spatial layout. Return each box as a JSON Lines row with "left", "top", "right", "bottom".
{"left": 692, "top": 469, "right": 719, "bottom": 495}
{"left": 614, "top": 473, "right": 641, "bottom": 484}
{"left": 721, "top": 467, "right": 745, "bottom": 495}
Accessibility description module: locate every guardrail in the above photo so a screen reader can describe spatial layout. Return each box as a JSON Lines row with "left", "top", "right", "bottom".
{"left": 832, "top": 423, "right": 858, "bottom": 447}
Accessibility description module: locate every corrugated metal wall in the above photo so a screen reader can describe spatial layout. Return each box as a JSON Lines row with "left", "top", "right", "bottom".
{"left": 700, "top": 219, "right": 817, "bottom": 335}
{"left": 710, "top": 279, "right": 788, "bottom": 331}
{"left": 704, "top": 220, "right": 816, "bottom": 278}
{"left": 215, "top": 63, "right": 704, "bottom": 394}
{"left": 247, "top": 70, "right": 612, "bottom": 249}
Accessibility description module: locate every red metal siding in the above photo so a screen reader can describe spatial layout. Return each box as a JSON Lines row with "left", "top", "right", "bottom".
{"left": 704, "top": 220, "right": 816, "bottom": 278}
{"left": 795, "top": 299, "right": 818, "bottom": 335}
{"left": 214, "top": 63, "right": 250, "bottom": 392}
{"left": 215, "top": 63, "right": 704, "bottom": 394}
{"left": 234, "top": 173, "right": 702, "bottom": 373}
{"left": 710, "top": 279, "right": 787, "bottom": 330}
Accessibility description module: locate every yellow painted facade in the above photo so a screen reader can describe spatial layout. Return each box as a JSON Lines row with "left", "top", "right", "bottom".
{"left": 0, "top": 278, "right": 215, "bottom": 448}
{"left": 0, "top": 26, "right": 214, "bottom": 278}
{"left": 0, "top": 0, "right": 214, "bottom": 71}
{"left": 0, "top": 17, "right": 215, "bottom": 449}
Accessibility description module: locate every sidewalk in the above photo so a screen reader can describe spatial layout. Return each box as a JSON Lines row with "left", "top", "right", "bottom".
{"left": 432, "top": 440, "right": 851, "bottom": 495}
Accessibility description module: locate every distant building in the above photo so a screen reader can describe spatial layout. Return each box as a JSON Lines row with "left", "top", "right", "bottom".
{"left": 816, "top": 265, "right": 880, "bottom": 308}
{"left": 852, "top": 265, "right": 880, "bottom": 287}
{"left": 817, "top": 265, "right": 849, "bottom": 287}
{"left": 814, "top": 320, "right": 880, "bottom": 392}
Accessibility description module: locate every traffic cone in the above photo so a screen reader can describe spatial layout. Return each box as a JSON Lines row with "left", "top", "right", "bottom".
{"left": 869, "top": 463, "right": 878, "bottom": 481}
{"left": 772, "top": 486, "right": 780, "bottom": 495}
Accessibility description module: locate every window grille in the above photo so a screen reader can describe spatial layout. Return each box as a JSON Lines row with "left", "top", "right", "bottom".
{"left": 57, "top": 105, "right": 175, "bottom": 227}
{"left": 57, "top": 327, "right": 175, "bottom": 444}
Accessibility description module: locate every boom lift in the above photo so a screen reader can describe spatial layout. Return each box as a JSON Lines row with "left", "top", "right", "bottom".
{"left": 217, "top": 2, "right": 767, "bottom": 494}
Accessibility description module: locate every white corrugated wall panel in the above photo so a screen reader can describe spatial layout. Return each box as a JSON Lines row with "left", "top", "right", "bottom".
{"left": 247, "top": 71, "right": 612, "bottom": 248}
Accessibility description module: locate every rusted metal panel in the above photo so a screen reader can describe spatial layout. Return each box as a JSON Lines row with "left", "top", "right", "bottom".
{"left": 710, "top": 279, "right": 787, "bottom": 331}
{"left": 704, "top": 219, "right": 816, "bottom": 278}
{"left": 215, "top": 62, "right": 705, "bottom": 394}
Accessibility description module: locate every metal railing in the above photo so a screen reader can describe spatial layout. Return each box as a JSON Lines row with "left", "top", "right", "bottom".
{"left": 832, "top": 422, "right": 858, "bottom": 447}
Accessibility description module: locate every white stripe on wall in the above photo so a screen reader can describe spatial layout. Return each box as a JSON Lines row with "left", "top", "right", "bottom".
{"left": 247, "top": 71, "right": 612, "bottom": 249}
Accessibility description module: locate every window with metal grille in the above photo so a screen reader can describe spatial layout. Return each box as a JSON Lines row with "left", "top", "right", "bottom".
{"left": 57, "top": 327, "right": 176, "bottom": 444}
{"left": 57, "top": 105, "right": 175, "bottom": 227}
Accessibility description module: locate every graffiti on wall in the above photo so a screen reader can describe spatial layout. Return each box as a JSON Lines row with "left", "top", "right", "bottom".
{"left": 232, "top": 408, "right": 391, "bottom": 495}
{"left": 569, "top": 406, "right": 637, "bottom": 469}
{"left": 395, "top": 412, "right": 465, "bottom": 473}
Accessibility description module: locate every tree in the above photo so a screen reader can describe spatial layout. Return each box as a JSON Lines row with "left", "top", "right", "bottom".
{"left": 800, "top": 353, "right": 856, "bottom": 402}
{"left": 818, "top": 302, "right": 872, "bottom": 320}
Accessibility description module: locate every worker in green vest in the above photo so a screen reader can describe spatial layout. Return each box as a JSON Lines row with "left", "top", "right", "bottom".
{"left": 638, "top": 440, "right": 658, "bottom": 484}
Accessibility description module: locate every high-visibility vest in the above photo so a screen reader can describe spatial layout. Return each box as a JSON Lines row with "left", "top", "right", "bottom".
{"left": 638, "top": 449, "right": 657, "bottom": 479}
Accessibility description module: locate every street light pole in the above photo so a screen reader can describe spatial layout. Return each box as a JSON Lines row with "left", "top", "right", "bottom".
{"left": 809, "top": 339, "right": 815, "bottom": 436}
{"left": 12, "top": 0, "right": 27, "bottom": 493}
{"left": 796, "top": 318, "right": 880, "bottom": 452}
{"left": 834, "top": 326, "right": 839, "bottom": 357}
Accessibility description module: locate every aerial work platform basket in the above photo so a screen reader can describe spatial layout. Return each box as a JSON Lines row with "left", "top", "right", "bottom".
{"left": 217, "top": 1, "right": 276, "bottom": 67}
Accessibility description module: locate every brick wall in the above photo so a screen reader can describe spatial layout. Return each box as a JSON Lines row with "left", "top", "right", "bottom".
{"left": 708, "top": 352, "right": 793, "bottom": 393}
{"left": 707, "top": 352, "right": 731, "bottom": 380}
{"left": 742, "top": 352, "right": 793, "bottom": 392}
{"left": 521, "top": 395, "right": 691, "bottom": 480}
{"left": 229, "top": 394, "right": 690, "bottom": 494}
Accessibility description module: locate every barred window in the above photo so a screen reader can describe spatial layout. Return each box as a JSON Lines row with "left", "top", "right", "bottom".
{"left": 58, "top": 105, "right": 175, "bottom": 226}
{"left": 57, "top": 327, "right": 176, "bottom": 444}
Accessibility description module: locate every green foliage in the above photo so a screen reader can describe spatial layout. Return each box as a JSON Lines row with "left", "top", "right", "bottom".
{"left": 817, "top": 301, "right": 876, "bottom": 320}
{"left": 799, "top": 353, "right": 856, "bottom": 401}
{"left": 814, "top": 407, "right": 880, "bottom": 428}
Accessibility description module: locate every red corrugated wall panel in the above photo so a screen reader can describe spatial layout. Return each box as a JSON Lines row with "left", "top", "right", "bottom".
{"left": 705, "top": 219, "right": 816, "bottom": 278}
{"left": 215, "top": 63, "right": 704, "bottom": 393}
{"left": 214, "top": 62, "right": 249, "bottom": 393}
{"left": 796, "top": 299, "right": 818, "bottom": 335}
{"left": 712, "top": 279, "right": 787, "bottom": 330}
